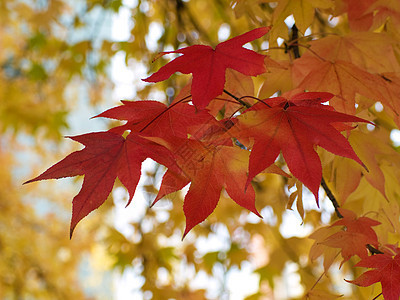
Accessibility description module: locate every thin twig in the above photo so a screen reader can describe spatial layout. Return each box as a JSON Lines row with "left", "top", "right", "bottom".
{"left": 321, "top": 177, "right": 343, "bottom": 219}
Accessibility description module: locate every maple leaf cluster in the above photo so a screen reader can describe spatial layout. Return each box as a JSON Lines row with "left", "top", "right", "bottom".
{"left": 10, "top": 0, "right": 400, "bottom": 297}
{"left": 311, "top": 209, "right": 400, "bottom": 300}
{"left": 25, "top": 27, "right": 367, "bottom": 236}
{"left": 25, "top": 19, "right": 400, "bottom": 300}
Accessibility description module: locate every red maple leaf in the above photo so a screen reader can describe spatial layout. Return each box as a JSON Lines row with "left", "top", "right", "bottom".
{"left": 143, "top": 27, "right": 270, "bottom": 109}
{"left": 150, "top": 137, "right": 261, "bottom": 237}
{"left": 347, "top": 252, "right": 400, "bottom": 300}
{"left": 95, "top": 100, "right": 214, "bottom": 139}
{"left": 234, "top": 92, "right": 368, "bottom": 203}
{"left": 24, "top": 131, "right": 177, "bottom": 237}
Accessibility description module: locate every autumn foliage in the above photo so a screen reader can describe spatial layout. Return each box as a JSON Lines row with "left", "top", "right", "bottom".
{"left": 23, "top": 0, "right": 400, "bottom": 299}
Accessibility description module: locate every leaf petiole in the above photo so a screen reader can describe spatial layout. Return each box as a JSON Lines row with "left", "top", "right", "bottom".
{"left": 223, "top": 89, "right": 251, "bottom": 108}
{"left": 139, "top": 94, "right": 192, "bottom": 133}
{"left": 239, "top": 95, "right": 271, "bottom": 108}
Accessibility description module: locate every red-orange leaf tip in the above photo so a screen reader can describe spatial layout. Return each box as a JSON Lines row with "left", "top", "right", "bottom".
{"left": 143, "top": 27, "right": 270, "bottom": 109}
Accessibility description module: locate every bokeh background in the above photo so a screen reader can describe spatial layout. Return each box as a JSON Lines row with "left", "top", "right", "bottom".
{"left": 4, "top": 1, "right": 396, "bottom": 299}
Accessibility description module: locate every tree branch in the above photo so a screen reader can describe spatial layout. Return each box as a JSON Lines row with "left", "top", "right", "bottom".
{"left": 366, "top": 244, "right": 384, "bottom": 255}
{"left": 321, "top": 177, "right": 343, "bottom": 219}
{"left": 289, "top": 24, "right": 300, "bottom": 59}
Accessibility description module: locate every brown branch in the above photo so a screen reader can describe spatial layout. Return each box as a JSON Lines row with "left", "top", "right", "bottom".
{"left": 321, "top": 177, "right": 343, "bottom": 219}
{"left": 289, "top": 24, "right": 300, "bottom": 59}
{"left": 366, "top": 244, "right": 384, "bottom": 255}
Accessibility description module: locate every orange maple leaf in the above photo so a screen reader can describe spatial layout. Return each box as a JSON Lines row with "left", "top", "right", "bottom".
{"left": 322, "top": 209, "right": 381, "bottom": 263}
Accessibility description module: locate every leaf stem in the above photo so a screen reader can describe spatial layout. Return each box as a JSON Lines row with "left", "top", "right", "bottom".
{"left": 296, "top": 43, "right": 327, "bottom": 61}
{"left": 310, "top": 251, "right": 340, "bottom": 291}
{"left": 139, "top": 95, "right": 192, "bottom": 133}
{"left": 223, "top": 89, "right": 251, "bottom": 108}
{"left": 309, "top": 270, "right": 326, "bottom": 291}
{"left": 213, "top": 97, "right": 242, "bottom": 105}
{"left": 240, "top": 95, "right": 271, "bottom": 108}
{"left": 260, "top": 46, "right": 286, "bottom": 52}
{"left": 321, "top": 177, "right": 343, "bottom": 219}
